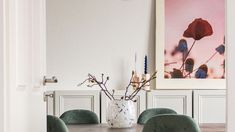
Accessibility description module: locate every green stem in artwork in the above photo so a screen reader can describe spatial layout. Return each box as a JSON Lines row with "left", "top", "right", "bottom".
{"left": 180, "top": 40, "right": 196, "bottom": 70}
{"left": 204, "top": 52, "right": 217, "bottom": 64}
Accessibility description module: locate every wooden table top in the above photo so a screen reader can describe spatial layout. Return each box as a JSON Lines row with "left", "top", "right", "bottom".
{"left": 67, "top": 123, "right": 226, "bottom": 132}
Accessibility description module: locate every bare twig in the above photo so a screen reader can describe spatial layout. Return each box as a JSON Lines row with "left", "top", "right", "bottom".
{"left": 102, "top": 82, "right": 115, "bottom": 100}
{"left": 87, "top": 83, "right": 99, "bottom": 87}
{"left": 90, "top": 74, "right": 114, "bottom": 100}
{"left": 77, "top": 78, "right": 90, "bottom": 87}
{"left": 101, "top": 74, "right": 104, "bottom": 82}
{"left": 78, "top": 73, "right": 114, "bottom": 100}
{"left": 112, "top": 89, "right": 115, "bottom": 97}
{"left": 78, "top": 71, "right": 157, "bottom": 102}
{"left": 129, "top": 71, "right": 157, "bottom": 100}
{"left": 104, "top": 77, "right": 109, "bottom": 85}
{"left": 130, "top": 76, "right": 156, "bottom": 100}
{"left": 124, "top": 71, "right": 135, "bottom": 100}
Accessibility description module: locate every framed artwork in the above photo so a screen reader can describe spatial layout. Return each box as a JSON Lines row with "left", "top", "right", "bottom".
{"left": 155, "top": 0, "right": 226, "bottom": 89}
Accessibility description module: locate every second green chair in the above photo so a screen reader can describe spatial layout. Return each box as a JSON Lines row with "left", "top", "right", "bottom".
{"left": 142, "top": 114, "right": 200, "bottom": 132}
{"left": 47, "top": 115, "right": 69, "bottom": 132}
{"left": 137, "top": 108, "right": 177, "bottom": 124}
{"left": 60, "top": 109, "right": 99, "bottom": 125}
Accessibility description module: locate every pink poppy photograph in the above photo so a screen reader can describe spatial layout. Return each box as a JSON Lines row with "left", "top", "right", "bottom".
{"left": 164, "top": 0, "right": 225, "bottom": 79}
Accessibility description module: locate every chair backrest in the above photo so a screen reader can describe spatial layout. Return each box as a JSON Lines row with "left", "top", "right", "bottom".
{"left": 47, "top": 115, "right": 69, "bottom": 132}
{"left": 60, "top": 109, "right": 99, "bottom": 124}
{"left": 137, "top": 108, "right": 177, "bottom": 124}
{"left": 142, "top": 114, "right": 200, "bottom": 132}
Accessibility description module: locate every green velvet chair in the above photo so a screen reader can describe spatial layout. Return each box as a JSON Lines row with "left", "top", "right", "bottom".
{"left": 137, "top": 108, "right": 177, "bottom": 124}
{"left": 47, "top": 115, "right": 69, "bottom": 132}
{"left": 142, "top": 114, "right": 200, "bottom": 132}
{"left": 60, "top": 109, "right": 99, "bottom": 124}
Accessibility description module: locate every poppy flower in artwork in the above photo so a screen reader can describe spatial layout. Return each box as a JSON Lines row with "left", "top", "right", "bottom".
{"left": 185, "top": 58, "right": 194, "bottom": 73}
{"left": 199, "top": 64, "right": 208, "bottom": 73}
{"left": 216, "top": 44, "right": 225, "bottom": 55}
{"left": 177, "top": 39, "right": 188, "bottom": 53}
{"left": 223, "top": 60, "right": 225, "bottom": 69}
{"left": 171, "top": 46, "right": 179, "bottom": 56}
{"left": 183, "top": 18, "right": 213, "bottom": 40}
{"left": 171, "top": 69, "right": 183, "bottom": 78}
{"left": 164, "top": 74, "right": 170, "bottom": 78}
{"left": 195, "top": 69, "right": 207, "bottom": 78}
{"left": 195, "top": 64, "right": 208, "bottom": 78}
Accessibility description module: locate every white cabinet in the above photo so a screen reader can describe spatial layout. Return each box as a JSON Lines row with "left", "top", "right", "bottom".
{"left": 101, "top": 90, "right": 146, "bottom": 123}
{"left": 147, "top": 90, "right": 193, "bottom": 117}
{"left": 193, "top": 90, "right": 226, "bottom": 123}
{"left": 45, "top": 91, "right": 54, "bottom": 115}
{"left": 54, "top": 90, "right": 100, "bottom": 120}
{"left": 47, "top": 89, "right": 226, "bottom": 124}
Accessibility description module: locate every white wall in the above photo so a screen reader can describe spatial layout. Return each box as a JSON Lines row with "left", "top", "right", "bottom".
{"left": 46, "top": 0, "right": 156, "bottom": 90}
{"left": 0, "top": 0, "right": 4, "bottom": 130}
{"left": 227, "top": 0, "right": 235, "bottom": 131}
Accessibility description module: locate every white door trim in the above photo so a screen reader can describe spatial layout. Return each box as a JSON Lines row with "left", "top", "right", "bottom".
{"left": 2, "top": 0, "right": 47, "bottom": 132}
{"left": 227, "top": 0, "right": 235, "bottom": 131}
{"left": 0, "top": 0, "right": 6, "bottom": 131}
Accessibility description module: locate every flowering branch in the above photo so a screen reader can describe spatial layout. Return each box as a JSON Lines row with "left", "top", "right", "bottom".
{"left": 78, "top": 73, "right": 114, "bottom": 100}
{"left": 123, "top": 71, "right": 135, "bottom": 100}
{"left": 129, "top": 71, "right": 157, "bottom": 100}
{"left": 78, "top": 71, "right": 157, "bottom": 102}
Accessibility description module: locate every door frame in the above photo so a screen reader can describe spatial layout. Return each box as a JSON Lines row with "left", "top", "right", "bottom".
{"left": 0, "top": 0, "right": 6, "bottom": 131}
{"left": 0, "top": 0, "right": 46, "bottom": 131}
{"left": 227, "top": 0, "right": 235, "bottom": 131}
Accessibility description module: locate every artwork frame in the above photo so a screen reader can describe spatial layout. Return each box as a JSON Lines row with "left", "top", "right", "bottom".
{"left": 155, "top": 0, "right": 226, "bottom": 89}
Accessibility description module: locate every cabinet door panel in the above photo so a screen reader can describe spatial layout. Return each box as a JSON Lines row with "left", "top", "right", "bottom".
{"left": 147, "top": 90, "right": 192, "bottom": 117}
{"left": 54, "top": 90, "right": 100, "bottom": 120}
{"left": 194, "top": 90, "right": 226, "bottom": 123}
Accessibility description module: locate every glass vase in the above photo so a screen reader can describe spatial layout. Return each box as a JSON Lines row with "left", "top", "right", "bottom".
{"left": 106, "top": 99, "right": 136, "bottom": 128}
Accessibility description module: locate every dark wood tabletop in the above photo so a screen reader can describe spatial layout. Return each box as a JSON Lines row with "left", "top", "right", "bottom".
{"left": 67, "top": 123, "right": 226, "bottom": 132}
